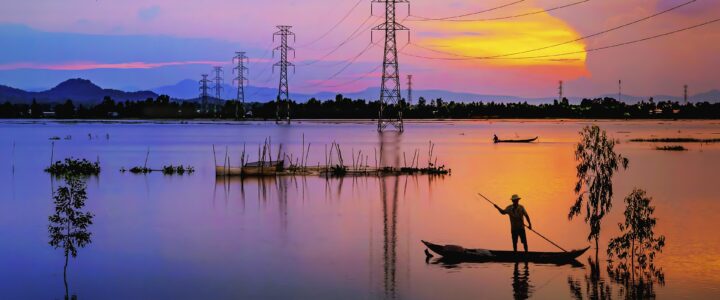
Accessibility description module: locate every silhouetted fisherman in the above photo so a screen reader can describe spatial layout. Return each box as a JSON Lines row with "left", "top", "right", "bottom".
{"left": 494, "top": 194, "right": 532, "bottom": 252}
{"left": 493, "top": 134, "right": 499, "bottom": 143}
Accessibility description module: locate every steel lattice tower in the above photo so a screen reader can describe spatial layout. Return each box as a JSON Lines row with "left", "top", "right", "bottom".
{"left": 559, "top": 80, "right": 563, "bottom": 102}
{"left": 212, "top": 66, "right": 224, "bottom": 115}
{"left": 233, "top": 51, "right": 249, "bottom": 119}
{"left": 407, "top": 74, "right": 413, "bottom": 105}
{"left": 273, "top": 25, "right": 295, "bottom": 124}
{"left": 684, "top": 84, "right": 688, "bottom": 104}
{"left": 199, "top": 74, "right": 210, "bottom": 114}
{"left": 373, "top": 0, "right": 409, "bottom": 132}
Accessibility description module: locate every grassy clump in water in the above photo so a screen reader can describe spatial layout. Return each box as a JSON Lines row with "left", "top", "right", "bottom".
{"left": 161, "top": 165, "right": 195, "bottom": 175}
{"left": 630, "top": 138, "right": 720, "bottom": 143}
{"left": 120, "top": 165, "right": 195, "bottom": 175}
{"left": 330, "top": 165, "right": 347, "bottom": 176}
{"left": 128, "top": 167, "right": 152, "bottom": 174}
{"left": 45, "top": 158, "right": 100, "bottom": 176}
{"left": 655, "top": 145, "right": 687, "bottom": 151}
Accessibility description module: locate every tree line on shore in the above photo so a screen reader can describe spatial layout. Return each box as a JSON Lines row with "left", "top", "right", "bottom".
{"left": 1, "top": 94, "right": 719, "bottom": 119}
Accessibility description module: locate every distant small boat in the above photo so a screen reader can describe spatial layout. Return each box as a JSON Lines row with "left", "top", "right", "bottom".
{"left": 493, "top": 136, "right": 538, "bottom": 143}
{"left": 422, "top": 240, "right": 588, "bottom": 264}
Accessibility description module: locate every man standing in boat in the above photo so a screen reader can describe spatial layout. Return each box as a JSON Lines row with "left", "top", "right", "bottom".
{"left": 494, "top": 194, "right": 532, "bottom": 252}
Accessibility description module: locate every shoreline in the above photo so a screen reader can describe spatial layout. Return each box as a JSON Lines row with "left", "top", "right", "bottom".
{"left": 1, "top": 118, "right": 719, "bottom": 125}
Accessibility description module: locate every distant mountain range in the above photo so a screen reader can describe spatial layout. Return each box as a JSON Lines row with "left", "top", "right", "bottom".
{"left": 1, "top": 78, "right": 718, "bottom": 105}
{"left": 0, "top": 78, "right": 157, "bottom": 104}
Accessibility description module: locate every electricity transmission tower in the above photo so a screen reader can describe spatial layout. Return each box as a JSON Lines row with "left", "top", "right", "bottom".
{"left": 273, "top": 25, "right": 295, "bottom": 124}
{"left": 407, "top": 74, "right": 413, "bottom": 105}
{"left": 684, "top": 84, "right": 688, "bottom": 104}
{"left": 212, "top": 66, "right": 224, "bottom": 116}
{"left": 372, "top": 0, "right": 409, "bottom": 132}
{"left": 618, "top": 80, "right": 622, "bottom": 102}
{"left": 559, "top": 80, "right": 563, "bottom": 102}
{"left": 233, "top": 51, "right": 249, "bottom": 119}
{"left": 199, "top": 74, "right": 210, "bottom": 114}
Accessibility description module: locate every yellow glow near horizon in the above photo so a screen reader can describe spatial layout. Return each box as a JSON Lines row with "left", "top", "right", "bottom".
{"left": 416, "top": 8, "right": 587, "bottom": 67}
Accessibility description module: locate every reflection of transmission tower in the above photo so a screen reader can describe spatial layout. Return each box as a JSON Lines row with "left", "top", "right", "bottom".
{"left": 199, "top": 74, "right": 210, "bottom": 114}
{"left": 233, "top": 51, "right": 249, "bottom": 119}
{"left": 213, "top": 66, "right": 224, "bottom": 116}
{"left": 273, "top": 25, "right": 295, "bottom": 124}
{"left": 373, "top": 0, "right": 409, "bottom": 132}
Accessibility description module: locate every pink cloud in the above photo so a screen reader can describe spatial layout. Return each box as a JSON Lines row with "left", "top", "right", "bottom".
{"left": 0, "top": 60, "right": 227, "bottom": 71}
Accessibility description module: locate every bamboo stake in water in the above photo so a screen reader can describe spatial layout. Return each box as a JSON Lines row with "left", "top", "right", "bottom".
{"left": 301, "top": 134, "right": 305, "bottom": 168}
{"left": 351, "top": 147, "right": 356, "bottom": 169}
{"left": 144, "top": 147, "right": 150, "bottom": 169}
{"left": 212, "top": 144, "right": 217, "bottom": 167}
{"left": 305, "top": 143, "right": 311, "bottom": 171}
{"left": 224, "top": 146, "right": 229, "bottom": 172}
{"left": 374, "top": 147, "right": 378, "bottom": 169}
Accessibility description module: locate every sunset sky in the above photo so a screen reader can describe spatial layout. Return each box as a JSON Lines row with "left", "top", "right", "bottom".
{"left": 0, "top": 0, "right": 718, "bottom": 98}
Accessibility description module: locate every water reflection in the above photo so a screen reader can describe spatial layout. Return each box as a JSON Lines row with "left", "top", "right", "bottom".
{"left": 381, "top": 176, "right": 399, "bottom": 299}
{"left": 512, "top": 262, "right": 534, "bottom": 300}
{"left": 215, "top": 176, "right": 291, "bottom": 233}
{"left": 47, "top": 176, "right": 93, "bottom": 300}
{"left": 568, "top": 258, "right": 612, "bottom": 300}
{"left": 567, "top": 257, "right": 665, "bottom": 299}
{"left": 606, "top": 260, "right": 665, "bottom": 299}
{"left": 212, "top": 173, "right": 430, "bottom": 299}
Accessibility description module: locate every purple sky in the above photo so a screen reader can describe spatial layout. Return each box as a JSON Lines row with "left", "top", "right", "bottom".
{"left": 0, "top": 0, "right": 718, "bottom": 98}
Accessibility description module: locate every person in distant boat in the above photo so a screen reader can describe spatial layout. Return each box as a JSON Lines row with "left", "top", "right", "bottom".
{"left": 494, "top": 194, "right": 532, "bottom": 252}
{"left": 493, "top": 134, "right": 499, "bottom": 143}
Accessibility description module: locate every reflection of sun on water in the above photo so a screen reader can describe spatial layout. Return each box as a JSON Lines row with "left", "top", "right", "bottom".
{"left": 414, "top": 5, "right": 587, "bottom": 69}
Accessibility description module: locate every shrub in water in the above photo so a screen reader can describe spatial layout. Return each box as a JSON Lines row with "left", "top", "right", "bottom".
{"left": 45, "top": 158, "right": 100, "bottom": 176}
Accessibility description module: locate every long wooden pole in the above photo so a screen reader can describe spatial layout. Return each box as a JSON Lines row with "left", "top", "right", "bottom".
{"left": 477, "top": 193, "right": 568, "bottom": 252}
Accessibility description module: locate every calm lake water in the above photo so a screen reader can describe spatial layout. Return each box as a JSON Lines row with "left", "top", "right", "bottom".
{"left": 1, "top": 119, "right": 719, "bottom": 299}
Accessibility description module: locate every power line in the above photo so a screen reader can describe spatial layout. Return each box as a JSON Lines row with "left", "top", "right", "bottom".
{"left": 326, "top": 43, "right": 377, "bottom": 80}
{"left": 316, "top": 43, "right": 409, "bottom": 89}
{"left": 408, "top": 0, "right": 525, "bottom": 21}
{"left": 489, "top": 0, "right": 695, "bottom": 56}
{"left": 402, "top": 17, "right": 720, "bottom": 60}
{"left": 409, "top": 0, "right": 589, "bottom": 23}
{"left": 303, "top": 42, "right": 378, "bottom": 89}
{"left": 300, "top": 15, "right": 377, "bottom": 66}
{"left": 297, "top": 0, "right": 365, "bottom": 48}
{"left": 317, "top": 64, "right": 382, "bottom": 89}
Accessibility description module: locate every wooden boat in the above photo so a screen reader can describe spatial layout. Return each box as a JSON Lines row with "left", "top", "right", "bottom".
{"left": 422, "top": 240, "right": 589, "bottom": 264}
{"left": 215, "top": 166, "right": 242, "bottom": 176}
{"left": 241, "top": 160, "right": 284, "bottom": 176}
{"left": 493, "top": 136, "right": 538, "bottom": 143}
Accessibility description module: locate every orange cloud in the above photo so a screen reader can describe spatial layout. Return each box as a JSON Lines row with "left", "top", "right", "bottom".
{"left": 411, "top": 2, "right": 589, "bottom": 71}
